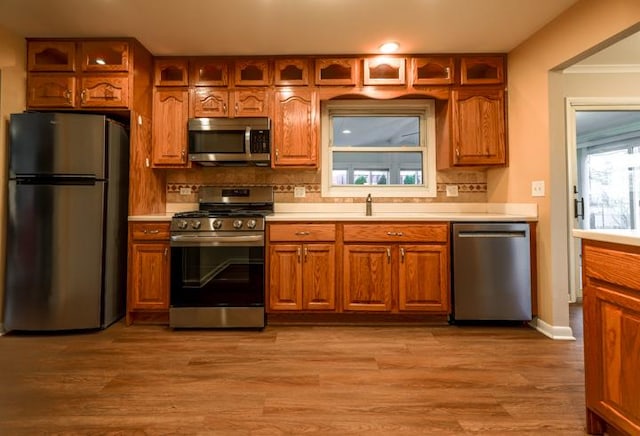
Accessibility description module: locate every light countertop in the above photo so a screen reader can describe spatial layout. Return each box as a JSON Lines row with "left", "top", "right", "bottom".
{"left": 573, "top": 229, "right": 640, "bottom": 247}
{"left": 129, "top": 202, "right": 538, "bottom": 223}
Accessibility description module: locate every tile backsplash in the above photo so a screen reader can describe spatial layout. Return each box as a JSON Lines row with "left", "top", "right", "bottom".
{"left": 165, "top": 167, "right": 487, "bottom": 204}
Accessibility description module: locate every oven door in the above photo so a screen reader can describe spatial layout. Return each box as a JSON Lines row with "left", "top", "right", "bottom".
{"left": 169, "top": 232, "right": 265, "bottom": 328}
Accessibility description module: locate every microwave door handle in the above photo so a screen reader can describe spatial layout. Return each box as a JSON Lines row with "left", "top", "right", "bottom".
{"left": 245, "top": 126, "right": 252, "bottom": 156}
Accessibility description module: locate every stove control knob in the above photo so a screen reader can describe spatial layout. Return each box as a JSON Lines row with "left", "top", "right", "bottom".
{"left": 191, "top": 220, "right": 202, "bottom": 230}
{"left": 246, "top": 219, "right": 257, "bottom": 229}
{"left": 177, "top": 220, "right": 188, "bottom": 230}
{"left": 212, "top": 219, "right": 222, "bottom": 229}
{"left": 233, "top": 219, "right": 243, "bottom": 229}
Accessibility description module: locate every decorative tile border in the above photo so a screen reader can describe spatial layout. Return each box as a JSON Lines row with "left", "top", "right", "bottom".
{"left": 167, "top": 182, "right": 486, "bottom": 194}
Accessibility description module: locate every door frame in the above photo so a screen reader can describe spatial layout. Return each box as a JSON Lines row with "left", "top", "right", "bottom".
{"left": 565, "top": 97, "right": 640, "bottom": 302}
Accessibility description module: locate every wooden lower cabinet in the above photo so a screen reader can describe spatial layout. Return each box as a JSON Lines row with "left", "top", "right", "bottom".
{"left": 343, "top": 245, "right": 392, "bottom": 311}
{"left": 582, "top": 239, "right": 640, "bottom": 435}
{"left": 268, "top": 223, "right": 336, "bottom": 311}
{"left": 398, "top": 244, "right": 449, "bottom": 311}
{"left": 127, "top": 221, "right": 171, "bottom": 324}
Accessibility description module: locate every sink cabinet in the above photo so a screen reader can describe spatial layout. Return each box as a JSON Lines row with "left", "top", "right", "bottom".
{"left": 267, "top": 224, "right": 336, "bottom": 311}
{"left": 581, "top": 239, "right": 640, "bottom": 435}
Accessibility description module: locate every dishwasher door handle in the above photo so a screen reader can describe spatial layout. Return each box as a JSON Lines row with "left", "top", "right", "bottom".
{"left": 458, "top": 231, "right": 527, "bottom": 238}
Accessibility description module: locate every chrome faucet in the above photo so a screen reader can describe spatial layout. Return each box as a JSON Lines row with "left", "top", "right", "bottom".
{"left": 366, "top": 193, "right": 372, "bottom": 216}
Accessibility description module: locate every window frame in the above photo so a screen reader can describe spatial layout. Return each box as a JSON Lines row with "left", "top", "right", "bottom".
{"left": 320, "top": 99, "right": 437, "bottom": 198}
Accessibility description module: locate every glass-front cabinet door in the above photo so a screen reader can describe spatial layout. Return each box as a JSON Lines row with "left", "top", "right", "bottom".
{"left": 27, "top": 41, "right": 76, "bottom": 72}
{"left": 80, "top": 41, "right": 129, "bottom": 72}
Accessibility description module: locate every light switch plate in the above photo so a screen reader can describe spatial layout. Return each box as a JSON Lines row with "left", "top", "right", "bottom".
{"left": 294, "top": 186, "right": 306, "bottom": 198}
{"left": 531, "top": 180, "right": 545, "bottom": 197}
{"left": 446, "top": 185, "right": 459, "bottom": 197}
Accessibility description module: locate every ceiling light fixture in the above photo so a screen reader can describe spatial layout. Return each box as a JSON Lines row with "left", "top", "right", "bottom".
{"left": 379, "top": 42, "right": 399, "bottom": 54}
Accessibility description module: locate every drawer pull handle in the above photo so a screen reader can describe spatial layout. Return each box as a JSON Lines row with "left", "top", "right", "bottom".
{"left": 304, "top": 247, "right": 308, "bottom": 262}
{"left": 295, "top": 231, "right": 310, "bottom": 236}
{"left": 386, "top": 231, "right": 396, "bottom": 236}
{"left": 386, "top": 248, "right": 391, "bottom": 262}
{"left": 143, "top": 229, "right": 160, "bottom": 234}
{"left": 400, "top": 247, "right": 405, "bottom": 262}
{"left": 297, "top": 247, "right": 301, "bottom": 263}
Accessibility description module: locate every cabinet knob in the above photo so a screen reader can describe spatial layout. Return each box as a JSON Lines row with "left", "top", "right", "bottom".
{"left": 223, "top": 103, "right": 227, "bottom": 114}
{"left": 80, "top": 89, "right": 87, "bottom": 104}
{"left": 400, "top": 247, "right": 405, "bottom": 262}
{"left": 386, "top": 248, "right": 391, "bottom": 262}
{"left": 64, "top": 89, "right": 72, "bottom": 104}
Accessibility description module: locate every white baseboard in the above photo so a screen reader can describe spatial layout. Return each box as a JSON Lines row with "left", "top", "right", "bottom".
{"left": 529, "top": 317, "right": 576, "bottom": 340}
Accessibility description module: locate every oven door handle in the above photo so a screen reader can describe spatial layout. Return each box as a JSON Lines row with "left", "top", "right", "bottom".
{"left": 170, "top": 234, "right": 264, "bottom": 247}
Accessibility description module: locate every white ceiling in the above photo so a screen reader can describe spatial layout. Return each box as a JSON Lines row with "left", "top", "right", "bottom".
{"left": 0, "top": 0, "right": 579, "bottom": 56}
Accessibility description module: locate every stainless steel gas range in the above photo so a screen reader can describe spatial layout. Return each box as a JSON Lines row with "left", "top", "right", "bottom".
{"left": 169, "top": 186, "right": 273, "bottom": 328}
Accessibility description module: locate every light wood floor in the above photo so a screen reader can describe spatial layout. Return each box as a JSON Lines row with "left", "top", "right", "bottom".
{"left": 0, "top": 306, "right": 587, "bottom": 435}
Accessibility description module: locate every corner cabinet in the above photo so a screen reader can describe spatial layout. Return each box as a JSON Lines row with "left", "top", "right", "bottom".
{"left": 442, "top": 88, "right": 506, "bottom": 168}
{"left": 581, "top": 239, "right": 640, "bottom": 436}
{"left": 127, "top": 222, "right": 171, "bottom": 325}
{"left": 343, "top": 223, "right": 450, "bottom": 313}
{"left": 272, "top": 89, "right": 318, "bottom": 167}
{"left": 267, "top": 224, "right": 336, "bottom": 311}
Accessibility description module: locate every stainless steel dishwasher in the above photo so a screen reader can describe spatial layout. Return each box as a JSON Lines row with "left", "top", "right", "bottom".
{"left": 451, "top": 222, "right": 532, "bottom": 321}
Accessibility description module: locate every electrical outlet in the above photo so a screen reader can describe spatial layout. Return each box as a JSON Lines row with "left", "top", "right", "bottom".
{"left": 531, "top": 180, "right": 545, "bottom": 197}
{"left": 294, "top": 186, "right": 306, "bottom": 198}
{"left": 179, "top": 187, "right": 191, "bottom": 195}
{"left": 446, "top": 185, "right": 459, "bottom": 197}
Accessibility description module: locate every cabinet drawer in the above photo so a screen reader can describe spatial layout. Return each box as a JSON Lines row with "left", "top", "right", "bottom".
{"left": 343, "top": 224, "right": 448, "bottom": 243}
{"left": 269, "top": 224, "right": 336, "bottom": 242}
{"left": 130, "top": 222, "right": 171, "bottom": 241}
{"left": 583, "top": 242, "right": 640, "bottom": 292}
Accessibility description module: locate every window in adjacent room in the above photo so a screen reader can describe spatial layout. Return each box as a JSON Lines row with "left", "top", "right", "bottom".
{"left": 321, "top": 99, "right": 436, "bottom": 197}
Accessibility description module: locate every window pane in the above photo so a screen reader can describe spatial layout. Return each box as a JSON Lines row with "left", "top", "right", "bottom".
{"left": 333, "top": 116, "right": 420, "bottom": 147}
{"left": 332, "top": 151, "right": 422, "bottom": 185}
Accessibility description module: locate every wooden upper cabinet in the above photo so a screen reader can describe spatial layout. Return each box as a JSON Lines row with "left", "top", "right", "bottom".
{"left": 314, "top": 58, "right": 358, "bottom": 86}
{"left": 460, "top": 55, "right": 505, "bottom": 85}
{"left": 191, "top": 58, "right": 228, "bottom": 86}
{"left": 27, "top": 41, "right": 76, "bottom": 72}
{"left": 80, "top": 40, "right": 129, "bottom": 72}
{"left": 273, "top": 89, "right": 317, "bottom": 167}
{"left": 275, "top": 59, "right": 310, "bottom": 86}
{"left": 234, "top": 59, "right": 271, "bottom": 86}
{"left": 27, "top": 75, "right": 76, "bottom": 108}
{"left": 411, "top": 56, "right": 454, "bottom": 85}
{"left": 155, "top": 58, "right": 189, "bottom": 86}
{"left": 152, "top": 88, "right": 189, "bottom": 166}
{"left": 192, "top": 88, "right": 269, "bottom": 117}
{"left": 450, "top": 88, "right": 506, "bottom": 166}
{"left": 79, "top": 75, "right": 129, "bottom": 108}
{"left": 364, "top": 57, "right": 406, "bottom": 85}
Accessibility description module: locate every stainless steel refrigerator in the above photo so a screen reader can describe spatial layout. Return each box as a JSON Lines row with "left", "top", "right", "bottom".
{"left": 4, "top": 112, "right": 129, "bottom": 331}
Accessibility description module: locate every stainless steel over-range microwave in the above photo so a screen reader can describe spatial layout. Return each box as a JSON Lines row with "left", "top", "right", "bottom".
{"left": 187, "top": 117, "right": 271, "bottom": 166}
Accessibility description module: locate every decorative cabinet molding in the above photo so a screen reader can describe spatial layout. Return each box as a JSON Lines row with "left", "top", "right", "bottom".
{"left": 314, "top": 58, "right": 358, "bottom": 86}
{"left": 363, "top": 57, "right": 406, "bottom": 85}
{"left": 460, "top": 55, "right": 505, "bottom": 85}
{"left": 411, "top": 56, "right": 454, "bottom": 85}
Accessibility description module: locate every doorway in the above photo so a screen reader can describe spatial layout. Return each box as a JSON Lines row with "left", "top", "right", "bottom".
{"left": 566, "top": 99, "right": 640, "bottom": 302}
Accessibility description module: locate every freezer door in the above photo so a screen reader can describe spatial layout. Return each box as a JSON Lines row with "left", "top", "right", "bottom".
{"left": 9, "top": 112, "right": 106, "bottom": 178}
{"left": 4, "top": 181, "right": 105, "bottom": 331}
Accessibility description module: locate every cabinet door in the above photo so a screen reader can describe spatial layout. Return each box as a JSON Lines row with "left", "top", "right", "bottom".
{"left": 234, "top": 59, "right": 271, "bottom": 86}
{"left": 411, "top": 56, "right": 454, "bottom": 85}
{"left": 191, "top": 58, "right": 229, "bottom": 86}
{"left": 451, "top": 88, "right": 506, "bottom": 166}
{"left": 364, "top": 57, "right": 406, "bottom": 85}
{"left": 460, "top": 56, "right": 504, "bottom": 85}
{"left": 273, "top": 89, "right": 317, "bottom": 167}
{"left": 269, "top": 244, "right": 303, "bottom": 311}
{"left": 398, "top": 244, "right": 449, "bottom": 312}
{"left": 80, "top": 40, "right": 129, "bottom": 72}
{"left": 129, "top": 242, "right": 170, "bottom": 310}
{"left": 152, "top": 88, "right": 189, "bottom": 166}
{"left": 193, "top": 87, "right": 229, "bottom": 117}
{"left": 275, "top": 59, "right": 309, "bottom": 86}
{"left": 303, "top": 244, "right": 336, "bottom": 310}
{"left": 233, "top": 89, "right": 269, "bottom": 117}
{"left": 343, "top": 245, "right": 392, "bottom": 311}
{"left": 27, "top": 41, "right": 76, "bottom": 72}
{"left": 79, "top": 76, "right": 129, "bottom": 108}
{"left": 27, "top": 74, "right": 76, "bottom": 108}
{"left": 315, "top": 58, "right": 358, "bottom": 86}
{"left": 155, "top": 58, "right": 189, "bottom": 86}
